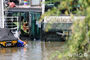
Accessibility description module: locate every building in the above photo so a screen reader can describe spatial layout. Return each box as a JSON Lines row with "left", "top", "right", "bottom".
{"left": 2, "top": 0, "right": 45, "bottom": 38}
{"left": 41, "top": 0, "right": 85, "bottom": 41}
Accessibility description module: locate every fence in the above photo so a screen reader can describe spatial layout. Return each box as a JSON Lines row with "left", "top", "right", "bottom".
{"left": 4, "top": 16, "right": 19, "bottom": 34}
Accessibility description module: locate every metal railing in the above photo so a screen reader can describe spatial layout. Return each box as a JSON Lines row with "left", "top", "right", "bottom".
{"left": 4, "top": 16, "right": 19, "bottom": 34}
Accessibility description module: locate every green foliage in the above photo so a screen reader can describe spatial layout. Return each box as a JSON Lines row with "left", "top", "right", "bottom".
{"left": 68, "top": 20, "right": 88, "bottom": 54}
{"left": 61, "top": 0, "right": 90, "bottom": 58}
{"left": 41, "top": 0, "right": 90, "bottom": 59}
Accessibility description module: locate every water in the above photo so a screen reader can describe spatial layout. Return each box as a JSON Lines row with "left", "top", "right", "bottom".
{"left": 0, "top": 40, "right": 65, "bottom": 60}
{"left": 0, "top": 40, "right": 89, "bottom": 60}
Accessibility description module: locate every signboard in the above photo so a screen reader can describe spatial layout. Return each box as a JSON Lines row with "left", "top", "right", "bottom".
{"left": 43, "top": 16, "right": 85, "bottom": 31}
{"left": 44, "top": 16, "right": 85, "bottom": 23}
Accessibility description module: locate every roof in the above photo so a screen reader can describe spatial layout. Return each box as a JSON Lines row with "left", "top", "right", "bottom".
{"left": 0, "top": 28, "right": 17, "bottom": 41}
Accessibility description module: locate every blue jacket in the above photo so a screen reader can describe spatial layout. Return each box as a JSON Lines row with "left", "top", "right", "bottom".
{"left": 17, "top": 40, "right": 24, "bottom": 47}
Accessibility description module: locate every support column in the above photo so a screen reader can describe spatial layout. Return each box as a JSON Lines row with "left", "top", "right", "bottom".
{"left": 0, "top": 0, "right": 4, "bottom": 28}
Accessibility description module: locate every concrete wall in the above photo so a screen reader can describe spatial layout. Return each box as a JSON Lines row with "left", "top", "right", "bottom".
{"left": 0, "top": 0, "right": 4, "bottom": 28}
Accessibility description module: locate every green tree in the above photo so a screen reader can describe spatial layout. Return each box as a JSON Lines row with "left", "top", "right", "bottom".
{"left": 41, "top": 0, "right": 90, "bottom": 59}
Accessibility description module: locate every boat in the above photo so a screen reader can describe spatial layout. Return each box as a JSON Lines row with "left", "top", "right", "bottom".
{"left": 0, "top": 28, "right": 18, "bottom": 47}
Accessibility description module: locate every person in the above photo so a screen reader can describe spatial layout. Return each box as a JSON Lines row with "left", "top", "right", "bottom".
{"left": 16, "top": 31, "right": 27, "bottom": 47}
{"left": 23, "top": 22, "right": 29, "bottom": 33}
{"left": 17, "top": 38, "right": 26, "bottom": 47}
{"left": 14, "top": 31, "right": 26, "bottom": 47}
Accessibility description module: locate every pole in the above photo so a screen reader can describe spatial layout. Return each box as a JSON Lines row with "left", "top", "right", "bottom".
{"left": 1, "top": 0, "right": 5, "bottom": 28}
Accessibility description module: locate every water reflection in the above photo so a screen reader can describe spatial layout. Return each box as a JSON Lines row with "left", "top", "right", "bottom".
{"left": 0, "top": 47, "right": 27, "bottom": 60}
{"left": 0, "top": 41, "right": 89, "bottom": 60}
{"left": 0, "top": 41, "right": 42, "bottom": 60}
{"left": 41, "top": 41, "right": 65, "bottom": 60}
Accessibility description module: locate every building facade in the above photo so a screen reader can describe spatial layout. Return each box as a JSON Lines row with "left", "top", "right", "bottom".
{"left": 3, "top": 0, "right": 45, "bottom": 38}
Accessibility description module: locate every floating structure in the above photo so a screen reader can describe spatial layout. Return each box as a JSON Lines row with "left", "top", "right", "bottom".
{"left": 0, "top": 28, "right": 17, "bottom": 47}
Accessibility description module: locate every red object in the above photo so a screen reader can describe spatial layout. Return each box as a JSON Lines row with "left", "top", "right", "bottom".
{"left": 8, "top": 2, "right": 16, "bottom": 8}
{"left": 24, "top": 0, "right": 27, "bottom": 1}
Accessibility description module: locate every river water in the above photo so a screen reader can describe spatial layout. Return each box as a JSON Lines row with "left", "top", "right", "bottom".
{"left": 0, "top": 40, "right": 90, "bottom": 60}
{"left": 0, "top": 40, "right": 65, "bottom": 60}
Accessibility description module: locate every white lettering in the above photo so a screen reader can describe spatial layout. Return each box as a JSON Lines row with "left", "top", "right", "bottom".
{"left": 44, "top": 16, "right": 85, "bottom": 23}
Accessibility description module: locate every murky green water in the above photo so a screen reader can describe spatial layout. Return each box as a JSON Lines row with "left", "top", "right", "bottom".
{"left": 0, "top": 40, "right": 89, "bottom": 60}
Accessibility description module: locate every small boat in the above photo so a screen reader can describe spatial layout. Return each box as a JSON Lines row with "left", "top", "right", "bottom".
{"left": 0, "top": 28, "right": 18, "bottom": 47}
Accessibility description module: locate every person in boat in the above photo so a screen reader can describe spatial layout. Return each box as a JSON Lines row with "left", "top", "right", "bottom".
{"left": 14, "top": 31, "right": 26, "bottom": 47}
{"left": 0, "top": 28, "right": 27, "bottom": 47}
{"left": 17, "top": 38, "right": 26, "bottom": 47}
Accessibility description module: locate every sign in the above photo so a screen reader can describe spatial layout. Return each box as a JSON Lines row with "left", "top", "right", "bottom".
{"left": 43, "top": 16, "right": 85, "bottom": 31}
{"left": 44, "top": 16, "right": 85, "bottom": 23}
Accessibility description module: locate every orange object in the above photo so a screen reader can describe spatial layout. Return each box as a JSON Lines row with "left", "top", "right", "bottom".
{"left": 23, "top": 23, "right": 29, "bottom": 31}
{"left": 24, "top": 42, "right": 26, "bottom": 45}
